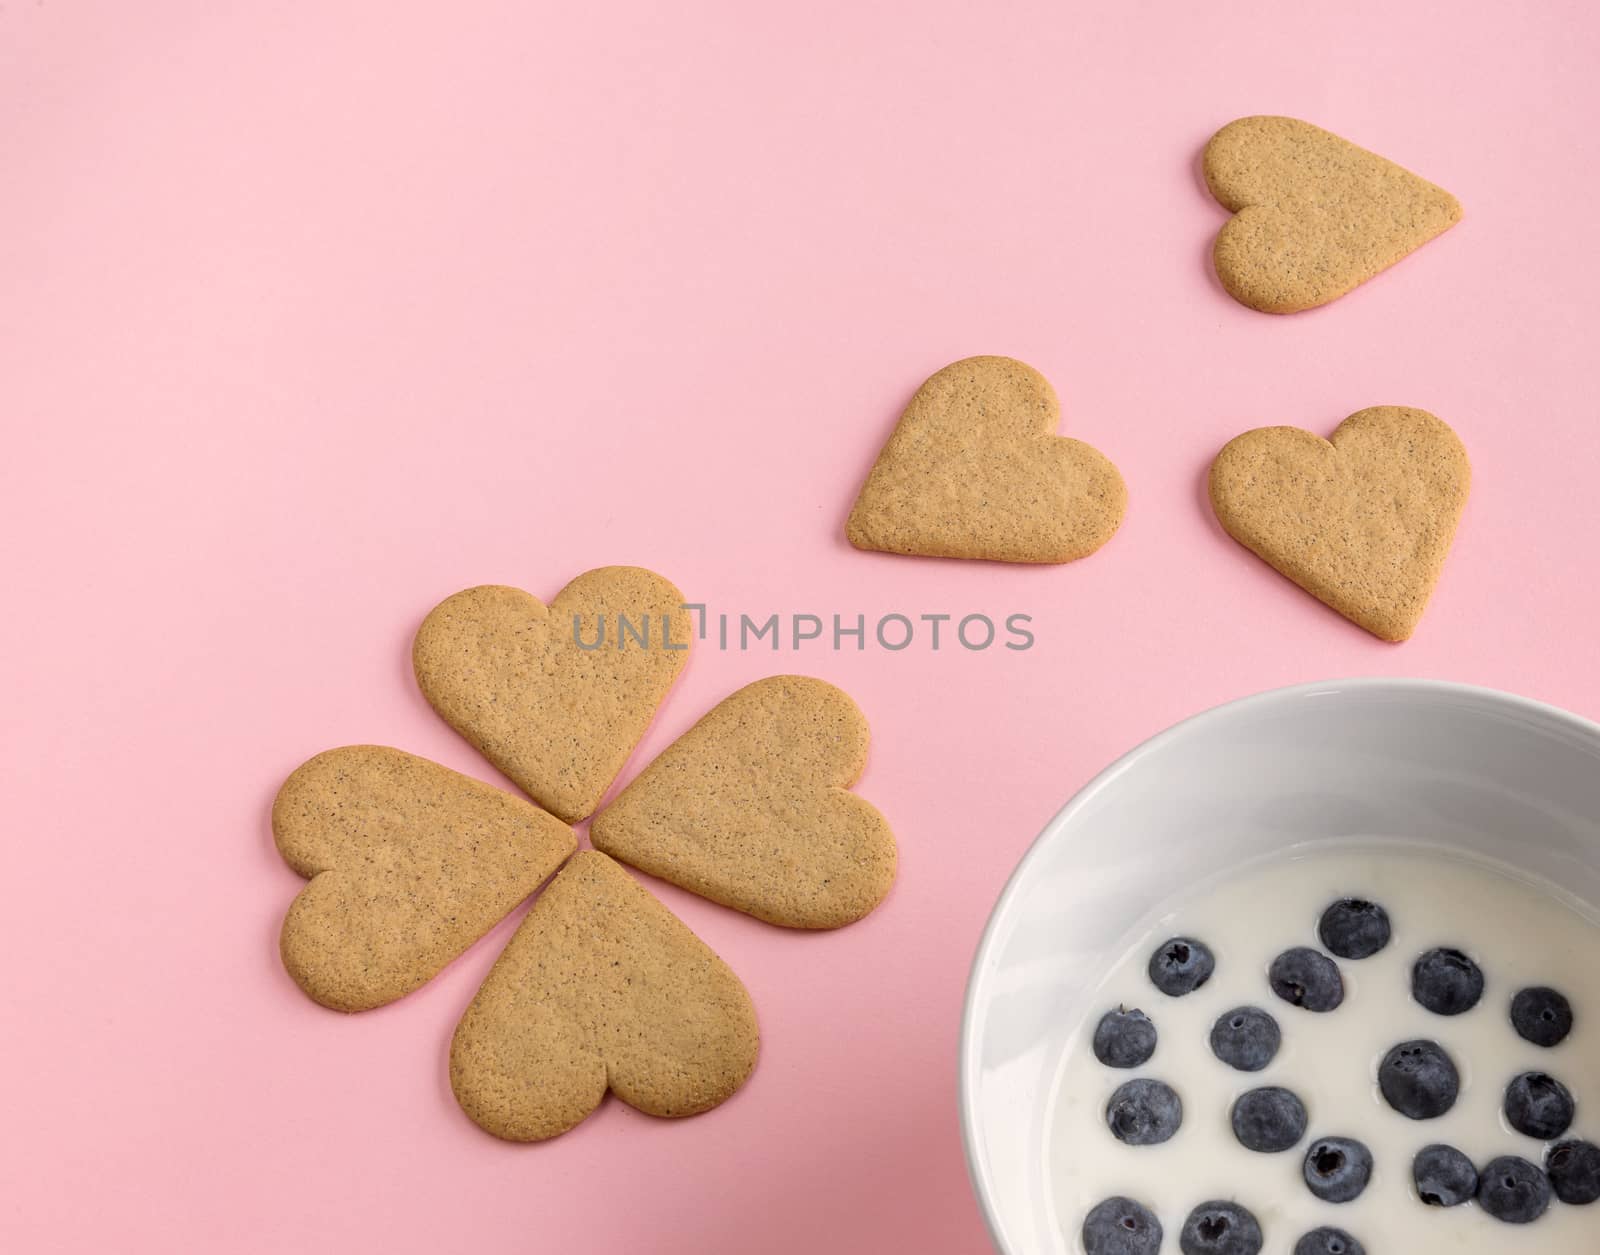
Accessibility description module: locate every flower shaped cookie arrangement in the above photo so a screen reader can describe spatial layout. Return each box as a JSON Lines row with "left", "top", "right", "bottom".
{"left": 273, "top": 566, "right": 897, "bottom": 1141}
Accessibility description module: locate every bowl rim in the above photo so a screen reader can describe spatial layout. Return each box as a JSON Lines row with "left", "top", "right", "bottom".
{"left": 956, "top": 675, "right": 1600, "bottom": 1255}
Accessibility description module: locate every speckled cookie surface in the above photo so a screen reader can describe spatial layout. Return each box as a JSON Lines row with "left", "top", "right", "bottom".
{"left": 1204, "top": 116, "right": 1461, "bottom": 314}
{"left": 1209, "top": 406, "right": 1470, "bottom": 642}
{"left": 845, "top": 355, "right": 1126, "bottom": 563}
{"left": 413, "top": 567, "right": 689, "bottom": 822}
{"left": 274, "top": 746, "right": 575, "bottom": 1012}
{"left": 450, "top": 850, "right": 759, "bottom": 1142}
{"left": 591, "top": 675, "right": 896, "bottom": 929}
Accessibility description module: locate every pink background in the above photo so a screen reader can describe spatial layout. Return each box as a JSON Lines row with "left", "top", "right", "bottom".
{"left": 5, "top": 3, "right": 1599, "bottom": 1251}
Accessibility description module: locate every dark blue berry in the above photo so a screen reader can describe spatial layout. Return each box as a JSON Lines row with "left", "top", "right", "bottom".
{"left": 1209, "top": 1006, "right": 1280, "bottom": 1072}
{"left": 1317, "top": 898, "right": 1390, "bottom": 960}
{"left": 1303, "top": 1136, "right": 1373, "bottom": 1203}
{"left": 1149, "top": 937, "right": 1214, "bottom": 997}
{"left": 1268, "top": 947, "right": 1343, "bottom": 1012}
{"left": 1546, "top": 1139, "right": 1600, "bottom": 1205}
{"left": 1093, "top": 1008, "right": 1158, "bottom": 1069}
{"left": 1106, "top": 1078, "right": 1182, "bottom": 1146}
{"left": 1081, "top": 1196, "right": 1163, "bottom": 1255}
{"left": 1411, "top": 947, "right": 1484, "bottom": 1016}
{"left": 1511, "top": 986, "right": 1574, "bottom": 1047}
{"left": 1413, "top": 1143, "right": 1477, "bottom": 1206}
{"left": 1505, "top": 1072, "right": 1575, "bottom": 1141}
{"left": 1378, "top": 1039, "right": 1459, "bottom": 1119}
{"left": 1179, "top": 1201, "right": 1262, "bottom": 1255}
{"left": 1293, "top": 1228, "right": 1364, "bottom": 1255}
{"left": 1477, "top": 1155, "right": 1552, "bottom": 1224}
{"left": 1230, "top": 1085, "right": 1307, "bottom": 1152}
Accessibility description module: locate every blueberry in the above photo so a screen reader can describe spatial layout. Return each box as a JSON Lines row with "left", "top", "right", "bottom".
{"left": 1179, "top": 1201, "right": 1262, "bottom": 1255}
{"left": 1208, "top": 1006, "right": 1280, "bottom": 1073}
{"left": 1230, "top": 1085, "right": 1307, "bottom": 1152}
{"left": 1511, "top": 986, "right": 1574, "bottom": 1048}
{"left": 1547, "top": 1139, "right": 1600, "bottom": 1205}
{"left": 1303, "top": 1136, "right": 1373, "bottom": 1203}
{"left": 1317, "top": 898, "right": 1391, "bottom": 960}
{"left": 1106, "top": 1078, "right": 1182, "bottom": 1146}
{"left": 1093, "top": 1007, "right": 1157, "bottom": 1069}
{"left": 1411, "top": 947, "right": 1484, "bottom": 1015}
{"left": 1378, "top": 1039, "right": 1460, "bottom": 1119}
{"left": 1149, "top": 937, "right": 1215, "bottom": 997}
{"left": 1081, "top": 1196, "right": 1163, "bottom": 1255}
{"left": 1293, "top": 1228, "right": 1365, "bottom": 1255}
{"left": 1268, "top": 947, "right": 1344, "bottom": 1012}
{"left": 1477, "top": 1155, "right": 1552, "bottom": 1224}
{"left": 1504, "top": 1072, "right": 1576, "bottom": 1140}
{"left": 1412, "top": 1143, "right": 1477, "bottom": 1206}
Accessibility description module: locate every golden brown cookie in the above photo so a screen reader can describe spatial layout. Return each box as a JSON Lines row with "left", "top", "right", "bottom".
{"left": 1209, "top": 407, "right": 1470, "bottom": 642}
{"left": 591, "top": 675, "right": 896, "bottom": 929}
{"left": 1204, "top": 116, "right": 1461, "bottom": 314}
{"left": 274, "top": 746, "right": 575, "bottom": 1012}
{"left": 413, "top": 568, "right": 690, "bottom": 822}
{"left": 450, "top": 850, "right": 759, "bottom": 1142}
{"left": 845, "top": 356, "right": 1126, "bottom": 563}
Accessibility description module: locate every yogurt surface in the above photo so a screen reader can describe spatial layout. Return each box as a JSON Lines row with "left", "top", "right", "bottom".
{"left": 1046, "top": 841, "right": 1599, "bottom": 1251}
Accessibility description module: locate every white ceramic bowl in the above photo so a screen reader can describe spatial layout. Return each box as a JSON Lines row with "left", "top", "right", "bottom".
{"left": 958, "top": 678, "right": 1600, "bottom": 1254}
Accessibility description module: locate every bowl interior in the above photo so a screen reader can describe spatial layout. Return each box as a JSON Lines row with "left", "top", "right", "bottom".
{"left": 959, "top": 679, "right": 1600, "bottom": 1255}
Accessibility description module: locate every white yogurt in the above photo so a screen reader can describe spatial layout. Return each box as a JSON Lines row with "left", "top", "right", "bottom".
{"left": 1046, "top": 841, "right": 1599, "bottom": 1251}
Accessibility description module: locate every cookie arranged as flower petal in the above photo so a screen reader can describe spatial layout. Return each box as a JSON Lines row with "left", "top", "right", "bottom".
{"left": 1209, "top": 406, "right": 1469, "bottom": 642}
{"left": 1204, "top": 116, "right": 1461, "bottom": 314}
{"left": 413, "top": 567, "right": 690, "bottom": 822}
{"left": 591, "top": 675, "right": 896, "bottom": 928}
{"left": 274, "top": 746, "right": 575, "bottom": 1012}
{"left": 450, "top": 850, "right": 759, "bottom": 1142}
{"left": 846, "top": 356, "right": 1126, "bottom": 564}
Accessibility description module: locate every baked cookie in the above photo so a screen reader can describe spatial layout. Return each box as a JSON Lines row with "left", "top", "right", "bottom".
{"left": 591, "top": 675, "right": 896, "bottom": 929}
{"left": 450, "top": 850, "right": 759, "bottom": 1142}
{"left": 413, "top": 568, "right": 690, "bottom": 822}
{"left": 846, "top": 356, "right": 1126, "bottom": 563}
{"left": 1209, "top": 406, "right": 1470, "bottom": 641}
{"left": 274, "top": 746, "right": 575, "bottom": 1012}
{"left": 1204, "top": 116, "right": 1462, "bottom": 314}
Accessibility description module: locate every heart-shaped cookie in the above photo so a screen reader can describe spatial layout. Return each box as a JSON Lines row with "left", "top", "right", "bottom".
{"left": 413, "top": 567, "right": 690, "bottom": 822}
{"left": 274, "top": 746, "right": 575, "bottom": 1012}
{"left": 591, "top": 675, "right": 896, "bottom": 929}
{"left": 450, "top": 850, "right": 759, "bottom": 1141}
{"left": 1204, "top": 116, "right": 1461, "bottom": 314}
{"left": 1209, "top": 406, "right": 1470, "bottom": 642}
{"left": 845, "top": 356, "right": 1126, "bottom": 563}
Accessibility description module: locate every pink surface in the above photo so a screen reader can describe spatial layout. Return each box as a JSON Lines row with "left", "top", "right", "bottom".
{"left": 4, "top": 3, "right": 1599, "bottom": 1251}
